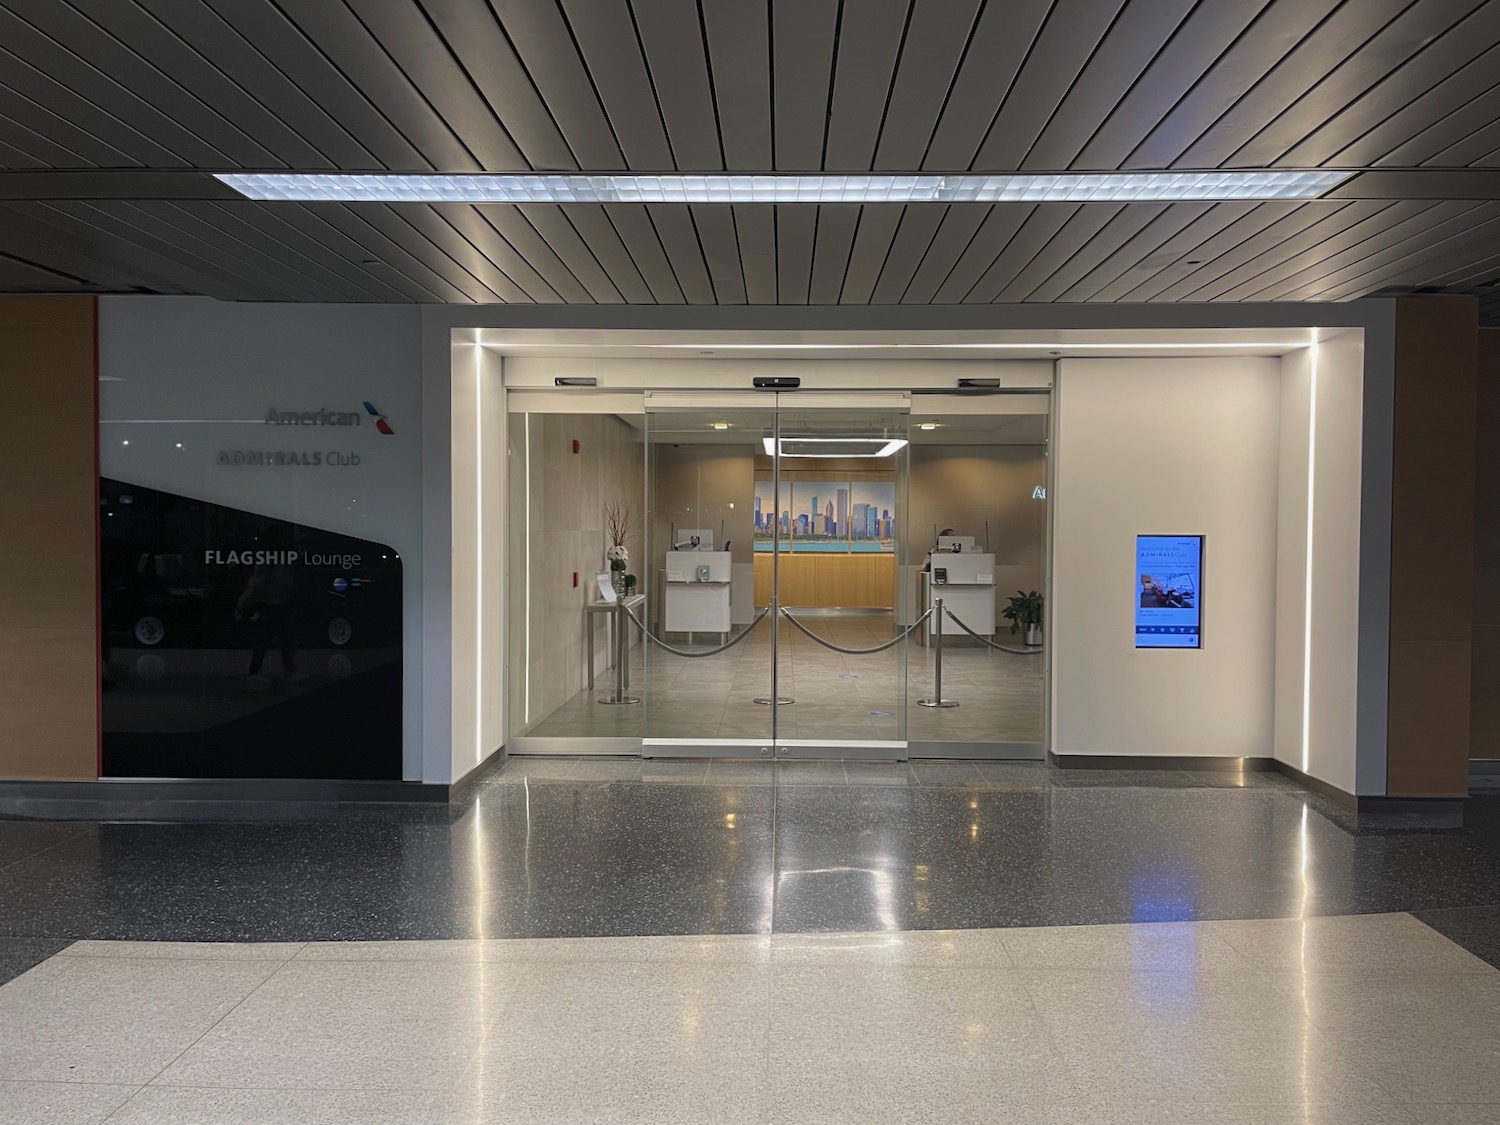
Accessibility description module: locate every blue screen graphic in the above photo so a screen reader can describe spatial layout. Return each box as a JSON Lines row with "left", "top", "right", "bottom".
{"left": 1135, "top": 535, "right": 1202, "bottom": 649}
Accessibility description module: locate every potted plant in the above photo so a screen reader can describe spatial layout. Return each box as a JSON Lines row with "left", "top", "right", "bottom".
{"left": 624, "top": 574, "right": 638, "bottom": 596}
{"left": 1003, "top": 590, "right": 1044, "bottom": 646}
{"left": 604, "top": 500, "right": 637, "bottom": 599}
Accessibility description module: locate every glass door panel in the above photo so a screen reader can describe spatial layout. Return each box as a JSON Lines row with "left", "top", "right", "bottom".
{"left": 771, "top": 402, "right": 909, "bottom": 758}
{"left": 643, "top": 401, "right": 776, "bottom": 757}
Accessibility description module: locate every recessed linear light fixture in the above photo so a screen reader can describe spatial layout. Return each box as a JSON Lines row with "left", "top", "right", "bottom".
{"left": 216, "top": 170, "right": 1351, "bottom": 204}
{"left": 763, "top": 437, "right": 908, "bottom": 458}
{"left": 917, "top": 422, "right": 940, "bottom": 431}
{"left": 647, "top": 341, "right": 1312, "bottom": 350}
{"left": 711, "top": 421, "right": 730, "bottom": 430}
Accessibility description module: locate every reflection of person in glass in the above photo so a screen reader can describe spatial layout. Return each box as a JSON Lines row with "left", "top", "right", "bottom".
{"left": 923, "top": 528, "right": 958, "bottom": 573}
{"left": 238, "top": 540, "right": 304, "bottom": 687}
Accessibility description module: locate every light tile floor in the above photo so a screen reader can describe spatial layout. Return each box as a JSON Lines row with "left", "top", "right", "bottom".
{"left": 527, "top": 612, "right": 1045, "bottom": 744}
{"left": 1, "top": 913, "right": 1496, "bottom": 1123}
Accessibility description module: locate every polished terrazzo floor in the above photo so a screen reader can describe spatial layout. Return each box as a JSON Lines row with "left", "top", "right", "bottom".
{"left": 3, "top": 914, "right": 1499, "bottom": 1123}
{"left": 4, "top": 761, "right": 1500, "bottom": 1122}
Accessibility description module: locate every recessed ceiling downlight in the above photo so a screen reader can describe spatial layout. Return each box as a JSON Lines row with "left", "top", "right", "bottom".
{"left": 216, "top": 170, "right": 1351, "bottom": 204}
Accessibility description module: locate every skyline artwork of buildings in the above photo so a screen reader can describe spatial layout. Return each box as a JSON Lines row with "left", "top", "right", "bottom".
{"left": 753, "top": 479, "right": 896, "bottom": 552}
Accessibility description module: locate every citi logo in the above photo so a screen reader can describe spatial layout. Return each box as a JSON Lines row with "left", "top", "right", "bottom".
{"left": 363, "top": 401, "right": 394, "bottom": 435}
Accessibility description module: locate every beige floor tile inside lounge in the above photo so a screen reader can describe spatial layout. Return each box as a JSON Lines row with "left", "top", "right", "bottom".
{"left": 0, "top": 1080, "right": 137, "bottom": 1125}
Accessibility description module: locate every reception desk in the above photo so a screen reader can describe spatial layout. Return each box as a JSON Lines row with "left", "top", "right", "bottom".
{"left": 922, "top": 552, "right": 996, "bottom": 640}
{"left": 752, "top": 552, "right": 896, "bottom": 609}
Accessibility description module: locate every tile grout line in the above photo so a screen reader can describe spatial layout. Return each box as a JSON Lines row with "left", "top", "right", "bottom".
{"left": 98, "top": 949, "right": 303, "bottom": 1120}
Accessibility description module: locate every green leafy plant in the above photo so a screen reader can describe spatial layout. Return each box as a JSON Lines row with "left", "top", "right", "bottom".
{"left": 624, "top": 574, "right": 638, "bottom": 594}
{"left": 1002, "top": 590, "right": 1044, "bottom": 636}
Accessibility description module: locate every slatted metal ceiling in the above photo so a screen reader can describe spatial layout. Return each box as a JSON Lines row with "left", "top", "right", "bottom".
{"left": 0, "top": 0, "right": 1499, "bottom": 322}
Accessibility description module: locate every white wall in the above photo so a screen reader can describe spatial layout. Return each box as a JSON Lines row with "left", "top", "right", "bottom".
{"left": 1274, "top": 332, "right": 1366, "bottom": 792}
{"left": 447, "top": 340, "right": 505, "bottom": 784}
{"left": 1051, "top": 358, "right": 1282, "bottom": 759}
{"left": 99, "top": 297, "right": 425, "bottom": 779}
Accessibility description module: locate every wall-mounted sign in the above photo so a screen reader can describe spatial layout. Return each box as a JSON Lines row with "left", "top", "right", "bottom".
{"left": 1032, "top": 486, "right": 1047, "bottom": 500}
{"left": 1135, "top": 535, "right": 1203, "bottom": 649}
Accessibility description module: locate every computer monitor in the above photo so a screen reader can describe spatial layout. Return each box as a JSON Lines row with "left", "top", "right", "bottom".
{"left": 936, "top": 535, "right": 977, "bottom": 553}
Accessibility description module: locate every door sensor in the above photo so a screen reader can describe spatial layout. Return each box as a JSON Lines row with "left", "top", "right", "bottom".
{"left": 752, "top": 376, "right": 801, "bottom": 390}
{"left": 554, "top": 377, "right": 597, "bottom": 387}
{"left": 956, "top": 377, "right": 1001, "bottom": 390}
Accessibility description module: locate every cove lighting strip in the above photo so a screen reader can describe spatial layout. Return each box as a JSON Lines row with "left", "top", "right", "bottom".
{"left": 216, "top": 170, "right": 1351, "bottom": 204}
{"left": 763, "top": 437, "right": 908, "bottom": 458}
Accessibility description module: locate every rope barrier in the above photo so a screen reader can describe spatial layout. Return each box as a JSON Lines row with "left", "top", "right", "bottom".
{"left": 622, "top": 604, "right": 772, "bottom": 658}
{"left": 778, "top": 606, "right": 934, "bottom": 655}
{"left": 941, "top": 606, "right": 1044, "bottom": 655}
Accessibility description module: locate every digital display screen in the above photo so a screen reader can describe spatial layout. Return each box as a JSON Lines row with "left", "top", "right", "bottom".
{"left": 1135, "top": 535, "right": 1203, "bottom": 649}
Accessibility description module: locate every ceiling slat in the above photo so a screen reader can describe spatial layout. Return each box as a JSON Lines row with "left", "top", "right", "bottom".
{"left": 839, "top": 207, "right": 905, "bottom": 304}
{"left": 473, "top": 208, "right": 599, "bottom": 301}
{"left": 808, "top": 203, "right": 860, "bottom": 304}
{"left": 964, "top": 206, "right": 1084, "bottom": 303}
{"left": 382, "top": 204, "right": 536, "bottom": 302}
{"left": 343, "top": 0, "right": 533, "bottom": 171}
{"left": 0, "top": 65, "right": 176, "bottom": 167}
{"left": 1021, "top": 0, "right": 1198, "bottom": 171}
{"left": 274, "top": 0, "right": 482, "bottom": 172}
{"left": 899, "top": 207, "right": 991, "bottom": 304}
{"left": 1240, "top": 201, "right": 1480, "bottom": 300}
{"left": 772, "top": 0, "right": 839, "bottom": 169}
{"left": 1187, "top": 201, "right": 1402, "bottom": 302}
{"left": 0, "top": 202, "right": 196, "bottom": 292}
{"left": 1226, "top": 0, "right": 1490, "bottom": 167}
{"left": 495, "top": 0, "right": 627, "bottom": 168}
{"left": 99, "top": 200, "right": 346, "bottom": 301}
{"left": 272, "top": 202, "right": 452, "bottom": 302}
{"left": 870, "top": 209, "right": 947, "bottom": 303}
{"left": 0, "top": 251, "right": 82, "bottom": 290}
{"left": 509, "top": 204, "right": 623, "bottom": 302}
{"left": 1379, "top": 79, "right": 1500, "bottom": 166}
{"left": 1252, "top": 202, "right": 1497, "bottom": 301}
{"left": 601, "top": 204, "right": 684, "bottom": 302}
{"left": 970, "top": 0, "right": 1129, "bottom": 170}
{"left": 1309, "top": 217, "right": 1500, "bottom": 301}
{"left": 550, "top": 205, "right": 653, "bottom": 302}
{"left": 701, "top": 1, "right": 772, "bottom": 169}
{"left": 874, "top": 0, "right": 984, "bottom": 169}
{"left": 930, "top": 207, "right": 1035, "bottom": 304}
{"left": 733, "top": 205, "right": 776, "bottom": 304}
{"left": 1022, "top": 205, "right": 1167, "bottom": 303}
{"left": 25, "top": 200, "right": 276, "bottom": 299}
{"left": 997, "top": 205, "right": 1131, "bottom": 302}
{"left": 130, "top": 0, "right": 377, "bottom": 168}
{"left": 646, "top": 205, "right": 715, "bottom": 303}
{"left": 821, "top": 0, "right": 909, "bottom": 172}
{"left": 433, "top": 206, "right": 565, "bottom": 302}
{"left": 632, "top": 0, "right": 722, "bottom": 170}
{"left": 1151, "top": 203, "right": 1362, "bottom": 302}
{"left": 688, "top": 205, "right": 745, "bottom": 303}
{"left": 66, "top": 0, "right": 331, "bottom": 168}
{"left": 1167, "top": 0, "right": 1414, "bottom": 168}
{"left": 1069, "top": 1, "right": 1274, "bottom": 169}
{"left": 920, "top": 0, "right": 1051, "bottom": 169}
{"left": 1289, "top": 26, "right": 1500, "bottom": 165}
{"left": 1123, "top": 0, "right": 1341, "bottom": 168}
{"left": 306, "top": 203, "right": 489, "bottom": 302}
{"left": 776, "top": 205, "right": 817, "bottom": 304}
{"left": 202, "top": 0, "right": 432, "bottom": 170}
{"left": 1119, "top": 203, "right": 1324, "bottom": 301}
{"left": 0, "top": 109, "right": 91, "bottom": 167}
{"left": 1055, "top": 203, "right": 1215, "bottom": 301}
{"left": 14, "top": 0, "right": 280, "bottom": 168}
{"left": 195, "top": 201, "right": 421, "bottom": 302}
{"left": 556, "top": 0, "right": 672, "bottom": 169}
{"left": 1099, "top": 203, "right": 1286, "bottom": 301}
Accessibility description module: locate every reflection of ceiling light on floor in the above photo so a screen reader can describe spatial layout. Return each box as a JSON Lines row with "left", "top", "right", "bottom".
{"left": 917, "top": 422, "right": 939, "bottom": 431}
{"left": 712, "top": 421, "right": 730, "bottom": 430}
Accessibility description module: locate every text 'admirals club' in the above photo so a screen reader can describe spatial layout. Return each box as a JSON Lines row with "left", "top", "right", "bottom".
{"left": 203, "top": 549, "right": 364, "bottom": 570}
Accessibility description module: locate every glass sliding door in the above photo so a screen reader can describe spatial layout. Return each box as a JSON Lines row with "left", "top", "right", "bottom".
{"left": 641, "top": 393, "right": 910, "bottom": 760}
{"left": 505, "top": 390, "right": 647, "bottom": 754}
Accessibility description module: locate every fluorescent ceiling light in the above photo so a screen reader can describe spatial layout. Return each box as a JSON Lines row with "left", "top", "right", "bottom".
{"left": 762, "top": 437, "right": 908, "bottom": 458}
{"left": 216, "top": 170, "right": 1350, "bottom": 204}
{"left": 646, "top": 341, "right": 1311, "bottom": 350}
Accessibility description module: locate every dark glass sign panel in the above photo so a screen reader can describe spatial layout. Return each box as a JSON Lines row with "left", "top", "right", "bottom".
{"left": 100, "top": 479, "right": 402, "bottom": 779}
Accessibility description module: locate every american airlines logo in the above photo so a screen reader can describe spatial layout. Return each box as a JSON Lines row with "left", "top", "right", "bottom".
{"left": 262, "top": 402, "right": 394, "bottom": 434}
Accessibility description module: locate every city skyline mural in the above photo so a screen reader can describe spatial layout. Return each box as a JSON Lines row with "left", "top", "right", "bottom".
{"left": 753, "top": 478, "right": 897, "bottom": 553}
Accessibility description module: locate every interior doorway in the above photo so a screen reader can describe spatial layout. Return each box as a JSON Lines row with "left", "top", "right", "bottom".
{"left": 504, "top": 387, "right": 1048, "bottom": 761}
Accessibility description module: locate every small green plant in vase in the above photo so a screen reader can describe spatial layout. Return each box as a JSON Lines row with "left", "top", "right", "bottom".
{"left": 1003, "top": 590, "right": 1044, "bottom": 646}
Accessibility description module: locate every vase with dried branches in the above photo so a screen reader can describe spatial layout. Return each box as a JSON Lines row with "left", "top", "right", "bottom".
{"left": 604, "top": 500, "right": 638, "bottom": 598}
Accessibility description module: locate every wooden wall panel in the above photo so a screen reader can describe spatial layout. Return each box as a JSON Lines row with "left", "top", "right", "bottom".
{"left": 752, "top": 554, "right": 896, "bottom": 608}
{"left": 1472, "top": 328, "right": 1500, "bottom": 759}
{"left": 0, "top": 295, "right": 99, "bottom": 780}
{"left": 1387, "top": 297, "right": 1476, "bottom": 796}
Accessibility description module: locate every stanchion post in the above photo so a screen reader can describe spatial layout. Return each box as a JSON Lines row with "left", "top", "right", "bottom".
{"left": 917, "top": 599, "right": 959, "bottom": 708}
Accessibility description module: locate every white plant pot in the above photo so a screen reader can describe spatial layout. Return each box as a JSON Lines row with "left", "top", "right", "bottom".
{"left": 1025, "top": 624, "right": 1043, "bottom": 647}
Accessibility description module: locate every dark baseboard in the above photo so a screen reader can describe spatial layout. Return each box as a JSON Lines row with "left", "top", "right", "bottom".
{"left": 0, "top": 774, "right": 456, "bottom": 812}
{"left": 449, "top": 746, "right": 507, "bottom": 802}
{"left": 1048, "top": 753, "right": 1275, "bottom": 772}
